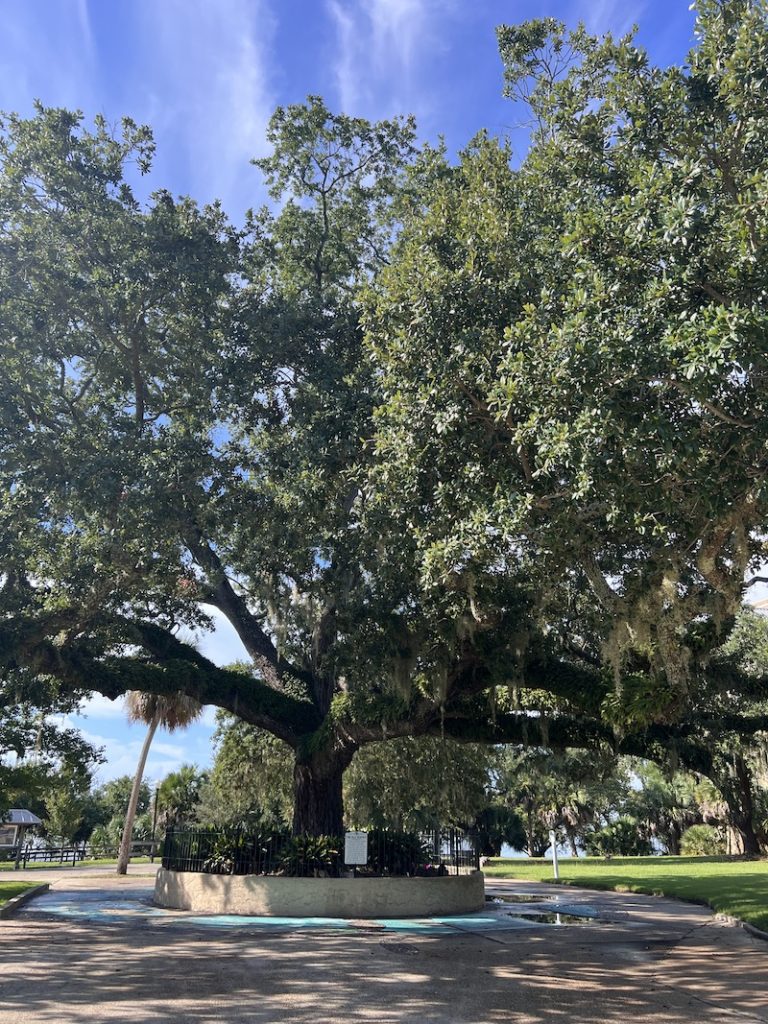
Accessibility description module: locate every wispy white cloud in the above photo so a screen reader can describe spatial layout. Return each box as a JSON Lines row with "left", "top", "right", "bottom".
{"left": 327, "top": 0, "right": 359, "bottom": 112}
{"left": 368, "top": 0, "right": 431, "bottom": 76}
{"left": 572, "top": 0, "right": 647, "bottom": 37}
{"left": 0, "top": 0, "right": 276, "bottom": 219}
{"left": 134, "top": 0, "right": 277, "bottom": 217}
{"left": 92, "top": 734, "right": 190, "bottom": 787}
{"left": 325, "top": 0, "right": 456, "bottom": 119}
{"left": 0, "top": 0, "right": 97, "bottom": 112}
{"left": 76, "top": 0, "right": 95, "bottom": 57}
{"left": 54, "top": 712, "right": 215, "bottom": 786}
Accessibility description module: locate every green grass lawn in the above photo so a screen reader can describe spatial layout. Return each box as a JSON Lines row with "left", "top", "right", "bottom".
{"left": 0, "top": 881, "right": 38, "bottom": 906}
{"left": 485, "top": 856, "right": 768, "bottom": 932}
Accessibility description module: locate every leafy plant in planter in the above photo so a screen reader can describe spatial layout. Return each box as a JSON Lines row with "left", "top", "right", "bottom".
{"left": 414, "top": 862, "right": 449, "bottom": 877}
{"left": 202, "top": 827, "right": 291, "bottom": 875}
{"left": 279, "top": 834, "right": 343, "bottom": 877}
{"left": 366, "top": 829, "right": 426, "bottom": 876}
{"left": 202, "top": 830, "right": 250, "bottom": 875}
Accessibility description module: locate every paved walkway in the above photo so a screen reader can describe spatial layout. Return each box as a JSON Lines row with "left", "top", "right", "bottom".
{"left": 0, "top": 867, "right": 765, "bottom": 1023}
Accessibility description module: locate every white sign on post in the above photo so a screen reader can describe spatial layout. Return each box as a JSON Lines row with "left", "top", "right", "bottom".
{"left": 549, "top": 829, "right": 559, "bottom": 881}
{"left": 344, "top": 830, "right": 368, "bottom": 866}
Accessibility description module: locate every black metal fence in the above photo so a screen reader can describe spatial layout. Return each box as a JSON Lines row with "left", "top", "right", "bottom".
{"left": 16, "top": 839, "right": 161, "bottom": 869}
{"left": 162, "top": 827, "right": 479, "bottom": 878}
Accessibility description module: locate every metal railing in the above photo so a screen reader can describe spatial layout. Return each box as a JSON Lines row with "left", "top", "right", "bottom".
{"left": 17, "top": 839, "right": 161, "bottom": 869}
{"left": 161, "top": 827, "right": 479, "bottom": 878}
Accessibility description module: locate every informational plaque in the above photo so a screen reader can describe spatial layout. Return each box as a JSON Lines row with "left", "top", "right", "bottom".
{"left": 344, "top": 830, "right": 368, "bottom": 866}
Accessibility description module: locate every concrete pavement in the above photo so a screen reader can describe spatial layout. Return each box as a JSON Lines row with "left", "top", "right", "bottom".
{"left": 0, "top": 868, "right": 764, "bottom": 1023}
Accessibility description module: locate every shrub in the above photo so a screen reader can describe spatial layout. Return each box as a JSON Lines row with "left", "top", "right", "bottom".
{"left": 680, "top": 824, "right": 727, "bottom": 856}
{"left": 202, "top": 830, "right": 250, "bottom": 875}
{"left": 366, "top": 829, "right": 426, "bottom": 875}
{"left": 278, "top": 834, "right": 343, "bottom": 877}
{"left": 89, "top": 824, "right": 118, "bottom": 856}
{"left": 199, "top": 827, "right": 290, "bottom": 874}
{"left": 583, "top": 818, "right": 653, "bottom": 857}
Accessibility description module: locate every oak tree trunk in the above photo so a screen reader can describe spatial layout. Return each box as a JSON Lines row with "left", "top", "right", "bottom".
{"left": 727, "top": 754, "right": 761, "bottom": 857}
{"left": 714, "top": 753, "right": 762, "bottom": 856}
{"left": 292, "top": 751, "right": 350, "bottom": 836}
{"left": 731, "top": 812, "right": 761, "bottom": 856}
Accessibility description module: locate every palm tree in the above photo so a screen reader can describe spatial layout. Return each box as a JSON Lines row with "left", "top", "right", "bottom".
{"left": 116, "top": 692, "right": 202, "bottom": 875}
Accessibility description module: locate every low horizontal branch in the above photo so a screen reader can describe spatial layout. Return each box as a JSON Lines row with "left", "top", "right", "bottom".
{"left": 439, "top": 711, "right": 611, "bottom": 748}
{"left": 0, "top": 622, "right": 321, "bottom": 746}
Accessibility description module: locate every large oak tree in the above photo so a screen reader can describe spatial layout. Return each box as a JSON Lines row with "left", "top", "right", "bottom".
{"left": 2, "top": 1, "right": 768, "bottom": 835}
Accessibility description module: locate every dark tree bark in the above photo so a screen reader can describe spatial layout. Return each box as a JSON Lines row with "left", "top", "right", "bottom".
{"left": 477, "top": 836, "right": 503, "bottom": 858}
{"left": 292, "top": 748, "right": 354, "bottom": 836}
{"left": 525, "top": 813, "right": 549, "bottom": 858}
{"left": 565, "top": 827, "right": 579, "bottom": 858}
{"left": 726, "top": 754, "right": 762, "bottom": 856}
{"left": 664, "top": 821, "right": 682, "bottom": 857}
{"left": 528, "top": 839, "right": 550, "bottom": 858}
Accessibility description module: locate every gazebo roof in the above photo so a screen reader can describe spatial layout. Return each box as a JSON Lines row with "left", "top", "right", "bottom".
{"left": 5, "top": 809, "right": 42, "bottom": 826}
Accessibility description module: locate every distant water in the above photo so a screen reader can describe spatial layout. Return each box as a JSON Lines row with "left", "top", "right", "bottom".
{"left": 499, "top": 843, "right": 577, "bottom": 859}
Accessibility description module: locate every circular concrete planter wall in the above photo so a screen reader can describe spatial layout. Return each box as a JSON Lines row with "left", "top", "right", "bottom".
{"left": 154, "top": 867, "right": 485, "bottom": 919}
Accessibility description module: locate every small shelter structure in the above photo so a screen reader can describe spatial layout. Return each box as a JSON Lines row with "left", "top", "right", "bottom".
{"left": 0, "top": 809, "right": 42, "bottom": 851}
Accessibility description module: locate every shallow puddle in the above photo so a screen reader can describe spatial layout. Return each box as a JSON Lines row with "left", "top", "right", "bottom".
{"left": 505, "top": 911, "right": 595, "bottom": 925}
{"left": 485, "top": 894, "right": 547, "bottom": 904}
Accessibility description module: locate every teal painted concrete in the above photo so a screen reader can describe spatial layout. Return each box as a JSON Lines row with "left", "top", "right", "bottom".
{"left": 21, "top": 886, "right": 603, "bottom": 936}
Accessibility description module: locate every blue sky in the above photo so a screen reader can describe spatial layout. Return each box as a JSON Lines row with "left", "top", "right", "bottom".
{"left": 2, "top": 0, "right": 704, "bottom": 785}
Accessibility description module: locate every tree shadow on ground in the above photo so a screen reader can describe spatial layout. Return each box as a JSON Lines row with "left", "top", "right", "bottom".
{"left": 1, "top": 905, "right": 766, "bottom": 1024}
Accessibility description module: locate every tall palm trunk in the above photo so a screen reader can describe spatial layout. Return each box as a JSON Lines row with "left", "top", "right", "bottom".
{"left": 117, "top": 713, "right": 159, "bottom": 875}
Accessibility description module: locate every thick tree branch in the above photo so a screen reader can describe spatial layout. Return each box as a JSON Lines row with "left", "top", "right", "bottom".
{"left": 445, "top": 648, "right": 608, "bottom": 716}
{"left": 0, "top": 622, "right": 320, "bottom": 746}
{"left": 184, "top": 526, "right": 314, "bottom": 691}
{"left": 699, "top": 280, "right": 731, "bottom": 306}
{"left": 440, "top": 710, "right": 610, "bottom": 748}
{"left": 522, "top": 652, "right": 609, "bottom": 714}
{"left": 582, "top": 551, "right": 624, "bottom": 615}
{"left": 667, "top": 378, "right": 755, "bottom": 429}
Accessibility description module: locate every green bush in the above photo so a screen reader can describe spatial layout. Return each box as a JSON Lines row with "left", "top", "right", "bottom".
{"left": 583, "top": 818, "right": 653, "bottom": 857}
{"left": 366, "top": 829, "right": 426, "bottom": 875}
{"left": 88, "top": 813, "right": 153, "bottom": 856}
{"left": 201, "top": 827, "right": 290, "bottom": 874}
{"left": 202, "top": 830, "right": 250, "bottom": 875}
{"left": 680, "top": 824, "right": 726, "bottom": 856}
{"left": 278, "top": 834, "right": 343, "bottom": 877}
{"left": 89, "top": 824, "right": 118, "bottom": 856}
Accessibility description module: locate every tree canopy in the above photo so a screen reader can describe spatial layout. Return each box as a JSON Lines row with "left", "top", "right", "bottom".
{"left": 0, "top": 675, "right": 100, "bottom": 815}
{"left": 1, "top": 1, "right": 768, "bottom": 834}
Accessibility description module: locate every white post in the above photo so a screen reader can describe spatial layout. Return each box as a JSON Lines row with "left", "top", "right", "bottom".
{"left": 550, "top": 829, "right": 559, "bottom": 881}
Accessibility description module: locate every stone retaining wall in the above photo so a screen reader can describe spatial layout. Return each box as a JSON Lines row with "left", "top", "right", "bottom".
{"left": 154, "top": 867, "right": 485, "bottom": 918}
